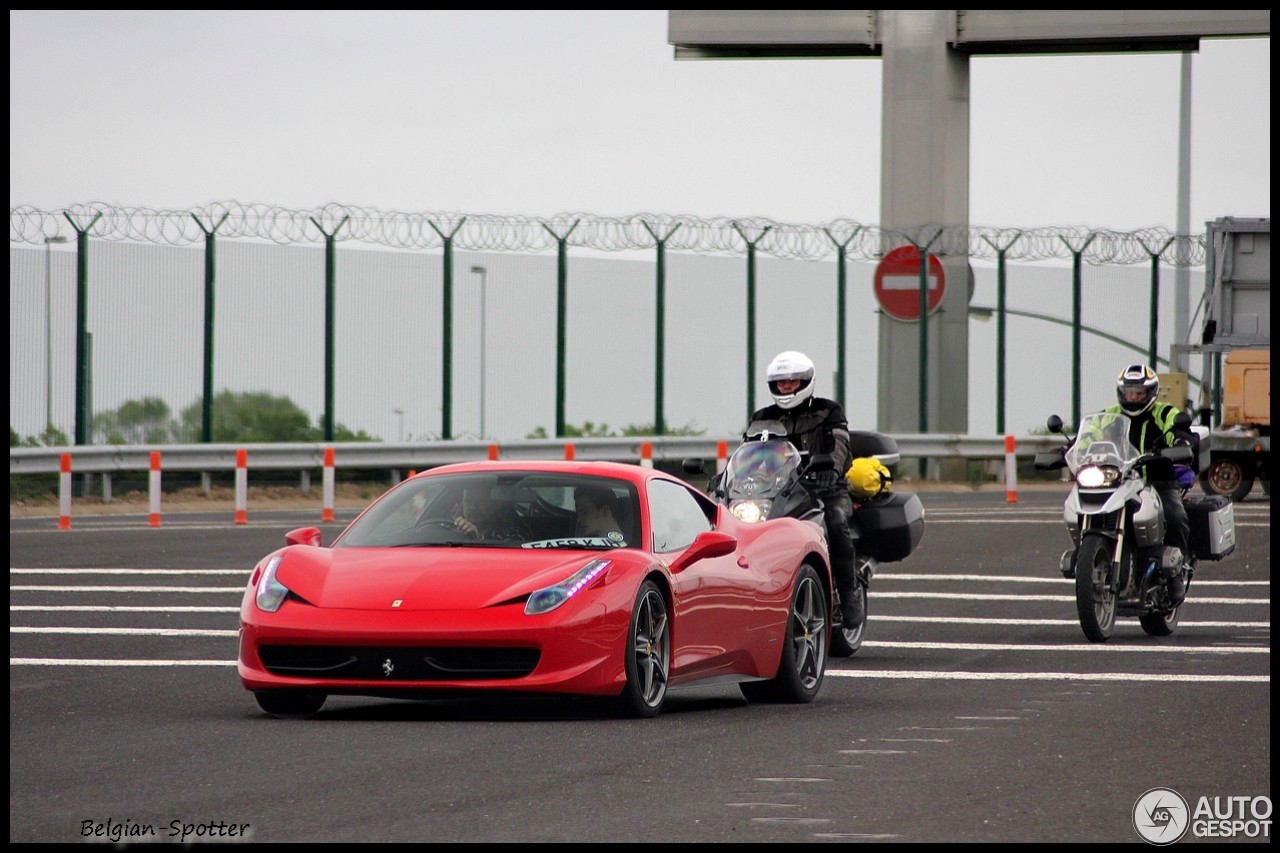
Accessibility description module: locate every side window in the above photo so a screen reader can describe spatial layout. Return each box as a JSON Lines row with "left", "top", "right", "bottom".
{"left": 647, "top": 479, "right": 714, "bottom": 553}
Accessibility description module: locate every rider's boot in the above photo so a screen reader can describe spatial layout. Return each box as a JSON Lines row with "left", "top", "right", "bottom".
{"left": 1167, "top": 568, "right": 1187, "bottom": 607}
{"left": 840, "top": 583, "right": 865, "bottom": 627}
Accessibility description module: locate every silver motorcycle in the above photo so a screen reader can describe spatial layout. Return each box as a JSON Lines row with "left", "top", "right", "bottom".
{"left": 1036, "top": 411, "right": 1234, "bottom": 642}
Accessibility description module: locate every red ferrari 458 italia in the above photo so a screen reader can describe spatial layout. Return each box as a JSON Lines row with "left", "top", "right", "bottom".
{"left": 238, "top": 460, "right": 831, "bottom": 717}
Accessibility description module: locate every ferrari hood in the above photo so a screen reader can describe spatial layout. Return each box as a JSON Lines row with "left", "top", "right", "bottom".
{"left": 272, "top": 545, "right": 611, "bottom": 611}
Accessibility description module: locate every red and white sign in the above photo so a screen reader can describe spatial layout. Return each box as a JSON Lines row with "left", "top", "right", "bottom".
{"left": 874, "top": 245, "right": 946, "bottom": 321}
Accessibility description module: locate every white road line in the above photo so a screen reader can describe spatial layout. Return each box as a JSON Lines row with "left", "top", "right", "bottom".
{"left": 861, "top": 640, "right": 1268, "bottom": 654}
{"left": 10, "top": 568, "right": 247, "bottom": 575}
{"left": 872, "top": 615, "right": 1269, "bottom": 628}
{"left": 871, "top": 592, "right": 1267, "bottom": 604}
{"left": 877, "top": 574, "right": 1269, "bottom": 586}
{"left": 11, "top": 658, "right": 236, "bottom": 666}
{"left": 11, "top": 605, "right": 239, "bottom": 613}
{"left": 826, "top": 670, "right": 1268, "bottom": 683}
{"left": 11, "top": 627, "right": 236, "bottom": 637}
{"left": 919, "top": 519, "right": 1271, "bottom": 528}
{"left": 10, "top": 585, "right": 241, "bottom": 593}
{"left": 9, "top": 659, "right": 1269, "bottom": 683}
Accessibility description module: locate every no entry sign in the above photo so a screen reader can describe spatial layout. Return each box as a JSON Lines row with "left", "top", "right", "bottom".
{"left": 874, "top": 245, "right": 946, "bottom": 321}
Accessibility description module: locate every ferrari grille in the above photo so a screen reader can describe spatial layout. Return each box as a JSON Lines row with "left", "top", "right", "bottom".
{"left": 259, "top": 645, "right": 540, "bottom": 680}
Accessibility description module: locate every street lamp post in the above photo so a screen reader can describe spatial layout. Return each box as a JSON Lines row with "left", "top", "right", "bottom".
{"left": 470, "top": 265, "right": 487, "bottom": 438}
{"left": 393, "top": 408, "right": 405, "bottom": 443}
{"left": 44, "top": 235, "right": 69, "bottom": 432}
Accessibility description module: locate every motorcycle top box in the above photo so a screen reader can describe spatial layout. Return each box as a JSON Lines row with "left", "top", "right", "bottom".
{"left": 852, "top": 491, "right": 925, "bottom": 563}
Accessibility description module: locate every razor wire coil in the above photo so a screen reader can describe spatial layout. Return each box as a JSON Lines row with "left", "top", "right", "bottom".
{"left": 11, "top": 202, "right": 1207, "bottom": 266}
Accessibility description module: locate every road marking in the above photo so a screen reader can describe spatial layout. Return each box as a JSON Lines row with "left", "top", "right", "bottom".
{"left": 11, "top": 627, "right": 237, "bottom": 636}
{"left": 11, "top": 585, "right": 241, "bottom": 593}
{"left": 871, "top": 592, "right": 1267, "bottom": 604}
{"left": 11, "top": 658, "right": 236, "bottom": 666}
{"left": 862, "top": 640, "right": 1268, "bottom": 654}
{"left": 877, "top": 574, "right": 1268, "bottom": 586}
{"left": 11, "top": 606, "right": 239, "bottom": 612}
{"left": 826, "top": 670, "right": 1268, "bottom": 683}
{"left": 872, "top": 616, "right": 1269, "bottom": 628}
{"left": 10, "top": 568, "right": 247, "bottom": 575}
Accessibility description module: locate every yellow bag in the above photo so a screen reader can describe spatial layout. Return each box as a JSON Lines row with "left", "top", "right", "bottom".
{"left": 846, "top": 456, "right": 891, "bottom": 499}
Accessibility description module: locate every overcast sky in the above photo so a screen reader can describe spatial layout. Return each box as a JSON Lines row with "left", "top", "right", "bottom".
{"left": 8, "top": 10, "right": 1271, "bottom": 232}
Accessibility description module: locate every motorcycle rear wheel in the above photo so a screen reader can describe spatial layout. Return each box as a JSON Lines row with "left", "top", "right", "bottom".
{"left": 829, "top": 585, "right": 866, "bottom": 657}
{"left": 1139, "top": 606, "right": 1180, "bottom": 636}
{"left": 1075, "top": 534, "right": 1117, "bottom": 642}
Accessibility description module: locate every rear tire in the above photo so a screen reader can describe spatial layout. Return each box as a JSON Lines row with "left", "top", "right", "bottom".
{"left": 1074, "top": 534, "right": 1117, "bottom": 643}
{"left": 741, "top": 564, "right": 827, "bottom": 704}
{"left": 1200, "top": 457, "right": 1254, "bottom": 503}
{"left": 1139, "top": 605, "right": 1181, "bottom": 636}
{"left": 828, "top": 584, "right": 866, "bottom": 658}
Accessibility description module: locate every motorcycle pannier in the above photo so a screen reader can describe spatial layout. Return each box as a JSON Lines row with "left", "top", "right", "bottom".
{"left": 1187, "top": 495, "right": 1236, "bottom": 561}
{"left": 853, "top": 491, "right": 925, "bottom": 563}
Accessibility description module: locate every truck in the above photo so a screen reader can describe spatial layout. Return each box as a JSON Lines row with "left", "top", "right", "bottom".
{"left": 1168, "top": 217, "right": 1270, "bottom": 502}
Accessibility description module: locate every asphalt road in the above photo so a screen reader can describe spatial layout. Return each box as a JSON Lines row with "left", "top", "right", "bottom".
{"left": 10, "top": 489, "right": 1270, "bottom": 843}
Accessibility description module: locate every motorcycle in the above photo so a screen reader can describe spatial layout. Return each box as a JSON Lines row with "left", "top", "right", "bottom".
{"left": 1035, "top": 411, "right": 1237, "bottom": 642}
{"left": 687, "top": 420, "right": 924, "bottom": 657}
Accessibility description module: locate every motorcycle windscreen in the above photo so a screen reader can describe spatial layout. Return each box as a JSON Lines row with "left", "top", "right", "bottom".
{"left": 1067, "top": 412, "right": 1139, "bottom": 472}
{"left": 724, "top": 441, "right": 802, "bottom": 500}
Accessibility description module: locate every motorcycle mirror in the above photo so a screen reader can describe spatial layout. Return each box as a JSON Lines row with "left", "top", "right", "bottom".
{"left": 1046, "top": 415, "right": 1064, "bottom": 434}
{"left": 681, "top": 458, "right": 706, "bottom": 475}
{"left": 808, "top": 452, "right": 835, "bottom": 472}
{"left": 1172, "top": 411, "right": 1193, "bottom": 430}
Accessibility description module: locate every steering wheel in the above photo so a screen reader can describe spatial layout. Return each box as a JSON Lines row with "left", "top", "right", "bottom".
{"left": 415, "top": 516, "right": 463, "bottom": 532}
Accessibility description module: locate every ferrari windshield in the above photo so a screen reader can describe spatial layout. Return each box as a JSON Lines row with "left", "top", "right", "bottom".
{"left": 724, "top": 440, "right": 803, "bottom": 501}
{"left": 1066, "top": 412, "right": 1139, "bottom": 473}
{"left": 334, "top": 472, "right": 640, "bottom": 550}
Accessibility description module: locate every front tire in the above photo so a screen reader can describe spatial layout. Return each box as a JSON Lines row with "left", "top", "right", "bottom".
{"left": 828, "top": 584, "right": 866, "bottom": 657}
{"left": 1075, "top": 534, "right": 1117, "bottom": 643}
{"left": 616, "top": 579, "right": 671, "bottom": 718}
{"left": 254, "top": 690, "right": 326, "bottom": 717}
{"left": 741, "top": 564, "right": 827, "bottom": 703}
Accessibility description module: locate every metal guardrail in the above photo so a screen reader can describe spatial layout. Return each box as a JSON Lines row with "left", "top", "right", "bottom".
{"left": 9, "top": 434, "right": 1065, "bottom": 476}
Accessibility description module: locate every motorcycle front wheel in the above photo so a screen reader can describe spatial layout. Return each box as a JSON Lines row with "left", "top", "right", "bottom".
{"left": 1075, "top": 533, "right": 1117, "bottom": 642}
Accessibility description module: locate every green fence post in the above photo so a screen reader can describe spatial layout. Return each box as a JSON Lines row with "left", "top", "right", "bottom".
{"left": 731, "top": 223, "right": 772, "bottom": 421}
{"left": 1059, "top": 232, "right": 1098, "bottom": 428}
{"left": 309, "top": 215, "right": 349, "bottom": 442}
{"left": 542, "top": 220, "right": 580, "bottom": 437}
{"left": 192, "top": 212, "right": 229, "bottom": 443}
{"left": 824, "top": 226, "right": 862, "bottom": 407}
{"left": 428, "top": 218, "right": 468, "bottom": 440}
{"left": 1138, "top": 236, "right": 1176, "bottom": 369}
{"left": 61, "top": 211, "right": 102, "bottom": 445}
{"left": 641, "top": 221, "right": 682, "bottom": 435}
{"left": 980, "top": 231, "right": 1022, "bottom": 435}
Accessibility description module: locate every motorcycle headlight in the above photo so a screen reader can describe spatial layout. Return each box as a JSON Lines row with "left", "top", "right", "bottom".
{"left": 729, "top": 499, "right": 771, "bottom": 523}
{"left": 1075, "top": 465, "right": 1120, "bottom": 488}
{"left": 525, "top": 559, "right": 611, "bottom": 616}
{"left": 255, "top": 554, "right": 289, "bottom": 612}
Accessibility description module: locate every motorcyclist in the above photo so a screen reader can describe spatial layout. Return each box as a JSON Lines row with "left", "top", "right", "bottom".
{"left": 747, "top": 351, "right": 863, "bottom": 627}
{"left": 1105, "top": 364, "right": 1195, "bottom": 604}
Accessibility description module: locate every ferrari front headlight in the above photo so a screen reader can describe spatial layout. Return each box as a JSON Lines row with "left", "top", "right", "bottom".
{"left": 525, "top": 559, "right": 611, "bottom": 616}
{"left": 255, "top": 554, "right": 290, "bottom": 612}
{"left": 729, "top": 499, "right": 771, "bottom": 523}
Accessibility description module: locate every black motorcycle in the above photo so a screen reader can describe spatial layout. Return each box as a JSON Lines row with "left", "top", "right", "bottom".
{"left": 687, "top": 421, "right": 925, "bottom": 657}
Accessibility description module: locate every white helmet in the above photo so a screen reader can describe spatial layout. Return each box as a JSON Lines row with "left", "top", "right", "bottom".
{"left": 1116, "top": 363, "right": 1159, "bottom": 415}
{"left": 766, "top": 351, "right": 816, "bottom": 410}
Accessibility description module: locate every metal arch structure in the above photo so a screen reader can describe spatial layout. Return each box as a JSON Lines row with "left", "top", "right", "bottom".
{"left": 668, "top": 10, "right": 1271, "bottom": 438}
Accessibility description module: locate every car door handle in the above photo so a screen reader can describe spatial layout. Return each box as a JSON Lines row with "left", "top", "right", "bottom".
{"left": 737, "top": 556, "right": 750, "bottom": 569}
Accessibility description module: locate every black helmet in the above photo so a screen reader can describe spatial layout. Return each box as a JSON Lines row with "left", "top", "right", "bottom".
{"left": 1116, "top": 364, "right": 1158, "bottom": 415}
